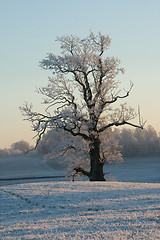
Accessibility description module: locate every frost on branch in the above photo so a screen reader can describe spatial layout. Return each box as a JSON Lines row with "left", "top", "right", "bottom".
{"left": 20, "top": 32, "right": 145, "bottom": 181}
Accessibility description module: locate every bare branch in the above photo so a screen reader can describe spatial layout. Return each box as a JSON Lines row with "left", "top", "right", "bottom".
{"left": 24, "top": 122, "right": 48, "bottom": 154}
{"left": 138, "top": 105, "right": 146, "bottom": 128}
{"left": 102, "top": 82, "right": 133, "bottom": 107}
{"left": 59, "top": 145, "right": 76, "bottom": 156}
{"left": 98, "top": 119, "right": 144, "bottom": 133}
{"left": 63, "top": 126, "right": 90, "bottom": 141}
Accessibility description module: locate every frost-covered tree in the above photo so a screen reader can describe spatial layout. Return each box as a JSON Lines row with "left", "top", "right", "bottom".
{"left": 0, "top": 140, "right": 32, "bottom": 157}
{"left": 20, "top": 32, "right": 145, "bottom": 181}
{"left": 113, "top": 125, "right": 160, "bottom": 157}
{"left": 11, "top": 140, "right": 32, "bottom": 154}
{"left": 133, "top": 125, "right": 160, "bottom": 156}
{"left": 37, "top": 128, "right": 122, "bottom": 177}
{"left": 117, "top": 128, "right": 138, "bottom": 157}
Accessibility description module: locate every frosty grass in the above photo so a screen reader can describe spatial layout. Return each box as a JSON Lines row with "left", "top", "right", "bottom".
{"left": 0, "top": 181, "right": 160, "bottom": 239}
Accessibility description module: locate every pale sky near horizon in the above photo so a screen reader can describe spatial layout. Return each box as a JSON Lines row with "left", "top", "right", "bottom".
{"left": 0, "top": 0, "right": 160, "bottom": 148}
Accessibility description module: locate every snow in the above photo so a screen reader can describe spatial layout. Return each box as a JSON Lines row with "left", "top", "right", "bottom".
{"left": 0, "top": 181, "right": 160, "bottom": 239}
{"left": 0, "top": 155, "right": 160, "bottom": 239}
{"left": 106, "top": 156, "right": 160, "bottom": 183}
{"left": 0, "top": 155, "right": 160, "bottom": 184}
{"left": 0, "top": 155, "right": 66, "bottom": 186}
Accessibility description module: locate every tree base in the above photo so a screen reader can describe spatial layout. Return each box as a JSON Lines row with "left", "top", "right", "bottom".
{"left": 74, "top": 166, "right": 106, "bottom": 181}
{"left": 89, "top": 175, "right": 106, "bottom": 181}
{"left": 90, "top": 179, "right": 106, "bottom": 181}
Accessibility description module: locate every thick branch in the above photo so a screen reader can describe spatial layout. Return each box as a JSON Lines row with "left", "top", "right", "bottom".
{"left": 63, "top": 126, "right": 90, "bottom": 141}
{"left": 74, "top": 167, "right": 90, "bottom": 177}
{"left": 83, "top": 71, "right": 92, "bottom": 103}
{"left": 98, "top": 120, "right": 144, "bottom": 133}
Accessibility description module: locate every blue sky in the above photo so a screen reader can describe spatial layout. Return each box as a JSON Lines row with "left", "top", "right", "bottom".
{"left": 0, "top": 0, "right": 160, "bottom": 148}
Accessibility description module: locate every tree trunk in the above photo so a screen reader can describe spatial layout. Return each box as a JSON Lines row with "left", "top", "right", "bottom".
{"left": 88, "top": 137, "right": 106, "bottom": 181}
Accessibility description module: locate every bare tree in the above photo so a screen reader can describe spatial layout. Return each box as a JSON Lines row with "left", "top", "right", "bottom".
{"left": 20, "top": 32, "right": 145, "bottom": 181}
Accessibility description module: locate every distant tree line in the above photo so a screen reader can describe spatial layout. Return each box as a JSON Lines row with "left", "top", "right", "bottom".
{"left": 0, "top": 125, "right": 160, "bottom": 158}
{"left": 113, "top": 125, "right": 160, "bottom": 157}
{"left": 0, "top": 140, "right": 33, "bottom": 157}
{"left": 36, "top": 125, "right": 160, "bottom": 158}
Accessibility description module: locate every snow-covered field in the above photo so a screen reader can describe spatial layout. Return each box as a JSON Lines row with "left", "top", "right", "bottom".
{"left": 0, "top": 155, "right": 66, "bottom": 186}
{"left": 0, "top": 155, "right": 160, "bottom": 239}
{"left": 0, "top": 181, "right": 160, "bottom": 239}
{"left": 0, "top": 155, "right": 160, "bottom": 184}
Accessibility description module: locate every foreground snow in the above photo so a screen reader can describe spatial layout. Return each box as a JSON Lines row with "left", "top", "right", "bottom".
{"left": 0, "top": 181, "right": 160, "bottom": 239}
